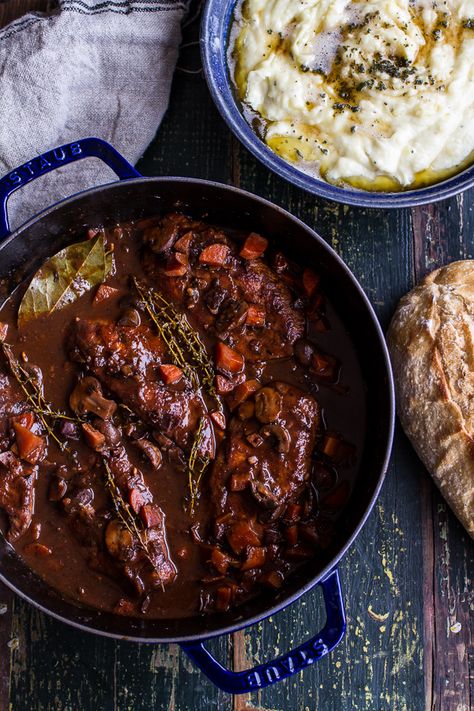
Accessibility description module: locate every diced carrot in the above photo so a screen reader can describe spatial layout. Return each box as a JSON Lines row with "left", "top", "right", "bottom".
{"left": 229, "top": 472, "right": 251, "bottom": 492}
{"left": 174, "top": 231, "right": 193, "bottom": 253}
{"left": 241, "top": 546, "right": 266, "bottom": 571}
{"left": 87, "top": 227, "right": 104, "bottom": 240}
{"left": 321, "top": 481, "right": 350, "bottom": 510}
{"left": 321, "top": 434, "right": 354, "bottom": 463}
{"left": 246, "top": 432, "right": 263, "bottom": 448}
{"left": 140, "top": 504, "right": 162, "bottom": 529}
{"left": 0, "top": 322, "right": 8, "bottom": 342}
{"left": 210, "top": 410, "right": 226, "bottom": 430}
{"left": 159, "top": 364, "right": 183, "bottom": 385}
{"left": 136, "top": 216, "right": 160, "bottom": 231}
{"left": 164, "top": 253, "right": 188, "bottom": 277}
{"left": 321, "top": 434, "right": 341, "bottom": 459}
{"left": 239, "top": 233, "right": 268, "bottom": 260}
{"left": 312, "top": 316, "right": 330, "bottom": 333}
{"left": 215, "top": 342, "right": 244, "bottom": 374}
{"left": 11, "top": 412, "right": 35, "bottom": 430}
{"left": 201, "top": 574, "right": 225, "bottom": 584}
{"left": 299, "top": 524, "right": 319, "bottom": 546}
{"left": 24, "top": 543, "right": 52, "bottom": 557}
{"left": 283, "top": 502, "right": 302, "bottom": 523}
{"left": 13, "top": 422, "right": 44, "bottom": 464}
{"left": 284, "top": 544, "right": 314, "bottom": 560}
{"left": 311, "top": 292, "right": 324, "bottom": 311}
{"left": 261, "top": 570, "right": 284, "bottom": 589}
{"left": 199, "top": 243, "right": 230, "bottom": 266}
{"left": 312, "top": 462, "right": 335, "bottom": 490}
{"left": 284, "top": 525, "right": 298, "bottom": 546}
{"left": 246, "top": 305, "right": 266, "bottom": 327}
{"left": 302, "top": 268, "right": 320, "bottom": 297}
{"left": 227, "top": 519, "right": 261, "bottom": 555}
{"left": 311, "top": 351, "right": 338, "bottom": 382}
{"left": 211, "top": 548, "right": 232, "bottom": 574}
{"left": 113, "top": 598, "right": 136, "bottom": 616}
{"left": 93, "top": 284, "right": 119, "bottom": 305}
{"left": 82, "top": 423, "right": 105, "bottom": 451}
{"left": 215, "top": 374, "right": 235, "bottom": 394}
{"left": 215, "top": 585, "right": 233, "bottom": 612}
{"left": 128, "top": 488, "right": 145, "bottom": 514}
{"left": 226, "top": 379, "right": 260, "bottom": 411}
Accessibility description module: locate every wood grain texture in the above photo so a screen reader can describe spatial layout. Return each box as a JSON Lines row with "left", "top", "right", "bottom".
{"left": 412, "top": 199, "right": 474, "bottom": 711}
{"left": 0, "top": 3, "right": 473, "bottom": 710}
{"left": 0, "top": 585, "right": 14, "bottom": 711}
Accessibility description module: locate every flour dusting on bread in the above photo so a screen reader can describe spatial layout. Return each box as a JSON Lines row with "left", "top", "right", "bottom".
{"left": 388, "top": 260, "right": 474, "bottom": 538}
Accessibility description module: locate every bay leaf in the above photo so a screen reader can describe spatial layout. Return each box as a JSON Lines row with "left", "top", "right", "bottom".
{"left": 18, "top": 234, "right": 113, "bottom": 327}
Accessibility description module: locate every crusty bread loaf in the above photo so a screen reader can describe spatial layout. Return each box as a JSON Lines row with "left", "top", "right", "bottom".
{"left": 387, "top": 260, "right": 474, "bottom": 538}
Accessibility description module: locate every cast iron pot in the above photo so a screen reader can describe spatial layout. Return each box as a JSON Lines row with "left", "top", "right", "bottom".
{"left": 0, "top": 137, "right": 395, "bottom": 694}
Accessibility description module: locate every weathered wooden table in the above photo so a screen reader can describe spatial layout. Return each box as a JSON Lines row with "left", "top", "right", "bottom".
{"left": 0, "top": 4, "right": 473, "bottom": 710}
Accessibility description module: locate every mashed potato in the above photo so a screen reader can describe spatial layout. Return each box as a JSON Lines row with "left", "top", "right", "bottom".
{"left": 231, "top": 0, "right": 474, "bottom": 190}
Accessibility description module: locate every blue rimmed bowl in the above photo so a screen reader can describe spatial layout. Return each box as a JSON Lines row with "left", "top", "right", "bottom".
{"left": 200, "top": 0, "right": 474, "bottom": 208}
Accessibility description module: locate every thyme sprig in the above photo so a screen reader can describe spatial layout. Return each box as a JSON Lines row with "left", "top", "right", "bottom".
{"left": 133, "top": 280, "right": 219, "bottom": 514}
{"left": 133, "top": 278, "right": 221, "bottom": 409}
{"left": 1, "top": 342, "right": 163, "bottom": 578}
{"left": 102, "top": 459, "right": 161, "bottom": 577}
{"left": 187, "top": 417, "right": 211, "bottom": 517}
{"left": 133, "top": 278, "right": 196, "bottom": 386}
{"left": 0, "top": 341, "right": 80, "bottom": 451}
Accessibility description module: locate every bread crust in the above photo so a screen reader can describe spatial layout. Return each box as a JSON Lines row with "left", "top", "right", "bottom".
{"left": 387, "top": 260, "right": 474, "bottom": 538}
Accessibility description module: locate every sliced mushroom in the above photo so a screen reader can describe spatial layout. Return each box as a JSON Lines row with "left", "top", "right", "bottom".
{"left": 152, "top": 432, "right": 186, "bottom": 468}
{"left": 58, "top": 421, "right": 80, "bottom": 440}
{"left": 185, "top": 286, "right": 200, "bottom": 309}
{"left": 215, "top": 299, "right": 249, "bottom": 334}
{"left": 135, "top": 439, "right": 162, "bottom": 469}
{"left": 294, "top": 338, "right": 315, "bottom": 367}
{"left": 69, "top": 377, "right": 117, "bottom": 420}
{"left": 48, "top": 476, "right": 67, "bottom": 502}
{"left": 22, "top": 363, "right": 43, "bottom": 390}
{"left": 204, "top": 281, "right": 227, "bottom": 315}
{"left": 250, "top": 480, "right": 281, "bottom": 509}
{"left": 105, "top": 519, "right": 134, "bottom": 560}
{"left": 261, "top": 423, "right": 291, "bottom": 453}
{"left": 92, "top": 418, "right": 121, "bottom": 447}
{"left": 254, "top": 387, "right": 282, "bottom": 424}
{"left": 118, "top": 308, "right": 141, "bottom": 328}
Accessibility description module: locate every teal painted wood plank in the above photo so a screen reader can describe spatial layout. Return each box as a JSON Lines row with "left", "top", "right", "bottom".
{"left": 8, "top": 596, "right": 116, "bottom": 711}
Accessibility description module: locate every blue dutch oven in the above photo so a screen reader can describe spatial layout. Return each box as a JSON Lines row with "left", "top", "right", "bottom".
{"left": 200, "top": 0, "right": 474, "bottom": 208}
{"left": 0, "top": 138, "right": 395, "bottom": 693}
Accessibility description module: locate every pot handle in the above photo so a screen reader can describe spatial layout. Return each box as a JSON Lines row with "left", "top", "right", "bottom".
{"left": 0, "top": 137, "right": 141, "bottom": 240}
{"left": 180, "top": 567, "right": 345, "bottom": 694}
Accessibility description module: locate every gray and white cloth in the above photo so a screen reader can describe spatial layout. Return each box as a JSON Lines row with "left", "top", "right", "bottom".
{"left": 0, "top": 0, "right": 188, "bottom": 231}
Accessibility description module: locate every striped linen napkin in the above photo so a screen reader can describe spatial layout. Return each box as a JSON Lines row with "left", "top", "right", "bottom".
{"left": 0, "top": 0, "right": 187, "bottom": 230}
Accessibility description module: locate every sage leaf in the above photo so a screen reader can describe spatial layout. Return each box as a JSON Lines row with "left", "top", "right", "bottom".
{"left": 18, "top": 235, "right": 113, "bottom": 327}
